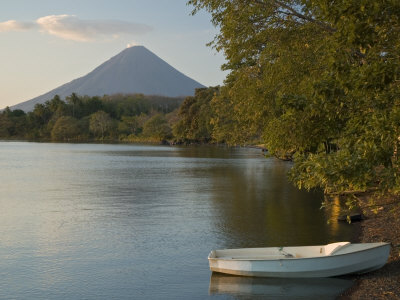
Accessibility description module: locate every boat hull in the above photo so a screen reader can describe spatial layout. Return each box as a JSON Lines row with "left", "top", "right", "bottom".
{"left": 209, "top": 243, "right": 390, "bottom": 278}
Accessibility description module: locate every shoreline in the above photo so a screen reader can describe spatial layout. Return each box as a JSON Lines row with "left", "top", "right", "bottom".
{"left": 338, "top": 195, "right": 400, "bottom": 299}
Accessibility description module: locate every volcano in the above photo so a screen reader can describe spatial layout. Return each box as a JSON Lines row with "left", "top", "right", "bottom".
{"left": 12, "top": 46, "right": 205, "bottom": 111}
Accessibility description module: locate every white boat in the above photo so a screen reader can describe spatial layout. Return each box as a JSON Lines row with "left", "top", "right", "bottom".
{"left": 208, "top": 242, "right": 390, "bottom": 278}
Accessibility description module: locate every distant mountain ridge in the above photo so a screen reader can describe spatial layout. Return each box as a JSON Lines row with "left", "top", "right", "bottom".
{"left": 11, "top": 46, "right": 205, "bottom": 111}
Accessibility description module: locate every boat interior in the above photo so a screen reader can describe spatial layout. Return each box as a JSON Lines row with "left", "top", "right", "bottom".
{"left": 209, "top": 242, "right": 352, "bottom": 260}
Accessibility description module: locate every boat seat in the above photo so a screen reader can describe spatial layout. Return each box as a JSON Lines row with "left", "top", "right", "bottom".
{"left": 219, "top": 255, "right": 290, "bottom": 260}
{"left": 325, "top": 242, "right": 351, "bottom": 255}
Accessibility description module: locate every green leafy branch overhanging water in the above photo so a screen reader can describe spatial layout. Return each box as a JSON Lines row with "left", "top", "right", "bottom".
{"left": 187, "top": 0, "right": 400, "bottom": 198}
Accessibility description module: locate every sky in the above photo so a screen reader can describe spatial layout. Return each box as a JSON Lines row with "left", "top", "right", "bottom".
{"left": 0, "top": 0, "right": 227, "bottom": 109}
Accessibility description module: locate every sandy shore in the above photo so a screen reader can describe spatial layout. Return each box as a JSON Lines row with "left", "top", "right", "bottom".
{"left": 338, "top": 195, "right": 400, "bottom": 299}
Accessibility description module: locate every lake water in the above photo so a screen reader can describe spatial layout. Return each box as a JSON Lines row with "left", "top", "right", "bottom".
{"left": 0, "top": 142, "right": 356, "bottom": 299}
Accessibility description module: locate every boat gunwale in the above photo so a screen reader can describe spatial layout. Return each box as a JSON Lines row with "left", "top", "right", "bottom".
{"left": 208, "top": 242, "right": 390, "bottom": 262}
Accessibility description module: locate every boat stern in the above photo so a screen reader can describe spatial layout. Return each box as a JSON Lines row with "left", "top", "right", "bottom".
{"left": 208, "top": 250, "right": 221, "bottom": 273}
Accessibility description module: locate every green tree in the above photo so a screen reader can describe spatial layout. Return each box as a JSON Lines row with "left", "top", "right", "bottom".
{"left": 189, "top": 0, "right": 400, "bottom": 196}
{"left": 80, "top": 96, "right": 104, "bottom": 117}
{"left": 89, "top": 111, "right": 114, "bottom": 140}
{"left": 189, "top": 0, "right": 331, "bottom": 146}
{"left": 0, "top": 108, "right": 15, "bottom": 137}
{"left": 47, "top": 95, "right": 67, "bottom": 115}
{"left": 51, "top": 116, "right": 80, "bottom": 141}
{"left": 174, "top": 87, "right": 218, "bottom": 143}
{"left": 26, "top": 103, "right": 53, "bottom": 138}
{"left": 66, "top": 93, "right": 82, "bottom": 118}
{"left": 143, "top": 114, "right": 172, "bottom": 141}
{"left": 288, "top": 0, "right": 400, "bottom": 194}
{"left": 118, "top": 115, "right": 141, "bottom": 136}
{"left": 46, "top": 95, "right": 69, "bottom": 133}
{"left": 0, "top": 108, "right": 28, "bottom": 137}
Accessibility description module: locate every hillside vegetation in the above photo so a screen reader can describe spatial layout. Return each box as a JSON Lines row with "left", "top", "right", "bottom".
{"left": 0, "top": 93, "right": 183, "bottom": 143}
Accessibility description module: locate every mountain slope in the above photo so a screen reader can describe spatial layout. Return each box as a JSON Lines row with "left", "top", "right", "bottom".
{"left": 12, "top": 46, "right": 205, "bottom": 111}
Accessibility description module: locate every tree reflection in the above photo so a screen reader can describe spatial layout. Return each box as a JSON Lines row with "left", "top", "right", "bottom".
{"left": 205, "top": 157, "right": 355, "bottom": 248}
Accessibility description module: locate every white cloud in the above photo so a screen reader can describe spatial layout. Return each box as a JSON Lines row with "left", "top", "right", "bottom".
{"left": 126, "top": 41, "right": 140, "bottom": 48}
{"left": 0, "top": 15, "right": 152, "bottom": 41}
{"left": 0, "top": 20, "right": 36, "bottom": 32}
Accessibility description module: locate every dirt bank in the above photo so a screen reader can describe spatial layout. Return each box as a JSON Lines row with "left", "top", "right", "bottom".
{"left": 339, "top": 195, "right": 400, "bottom": 299}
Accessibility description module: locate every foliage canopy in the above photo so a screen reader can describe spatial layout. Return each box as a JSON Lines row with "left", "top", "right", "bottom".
{"left": 0, "top": 93, "right": 183, "bottom": 142}
{"left": 189, "top": 0, "right": 400, "bottom": 195}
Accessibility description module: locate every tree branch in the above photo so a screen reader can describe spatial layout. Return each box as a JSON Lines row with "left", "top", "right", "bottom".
{"left": 253, "top": 0, "right": 336, "bottom": 33}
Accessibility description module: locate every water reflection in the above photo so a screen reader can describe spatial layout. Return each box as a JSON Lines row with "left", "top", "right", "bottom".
{"left": 209, "top": 273, "right": 353, "bottom": 300}
{"left": 0, "top": 142, "right": 356, "bottom": 299}
{"left": 204, "top": 158, "right": 355, "bottom": 249}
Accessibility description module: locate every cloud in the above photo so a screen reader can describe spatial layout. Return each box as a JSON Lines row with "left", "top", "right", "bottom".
{"left": 36, "top": 15, "right": 152, "bottom": 41}
{"left": 126, "top": 41, "right": 140, "bottom": 48}
{"left": 0, "top": 15, "right": 152, "bottom": 41}
{"left": 0, "top": 20, "right": 36, "bottom": 32}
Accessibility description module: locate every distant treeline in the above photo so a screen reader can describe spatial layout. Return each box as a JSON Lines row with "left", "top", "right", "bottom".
{"left": 0, "top": 93, "right": 184, "bottom": 142}
{"left": 0, "top": 88, "right": 232, "bottom": 144}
